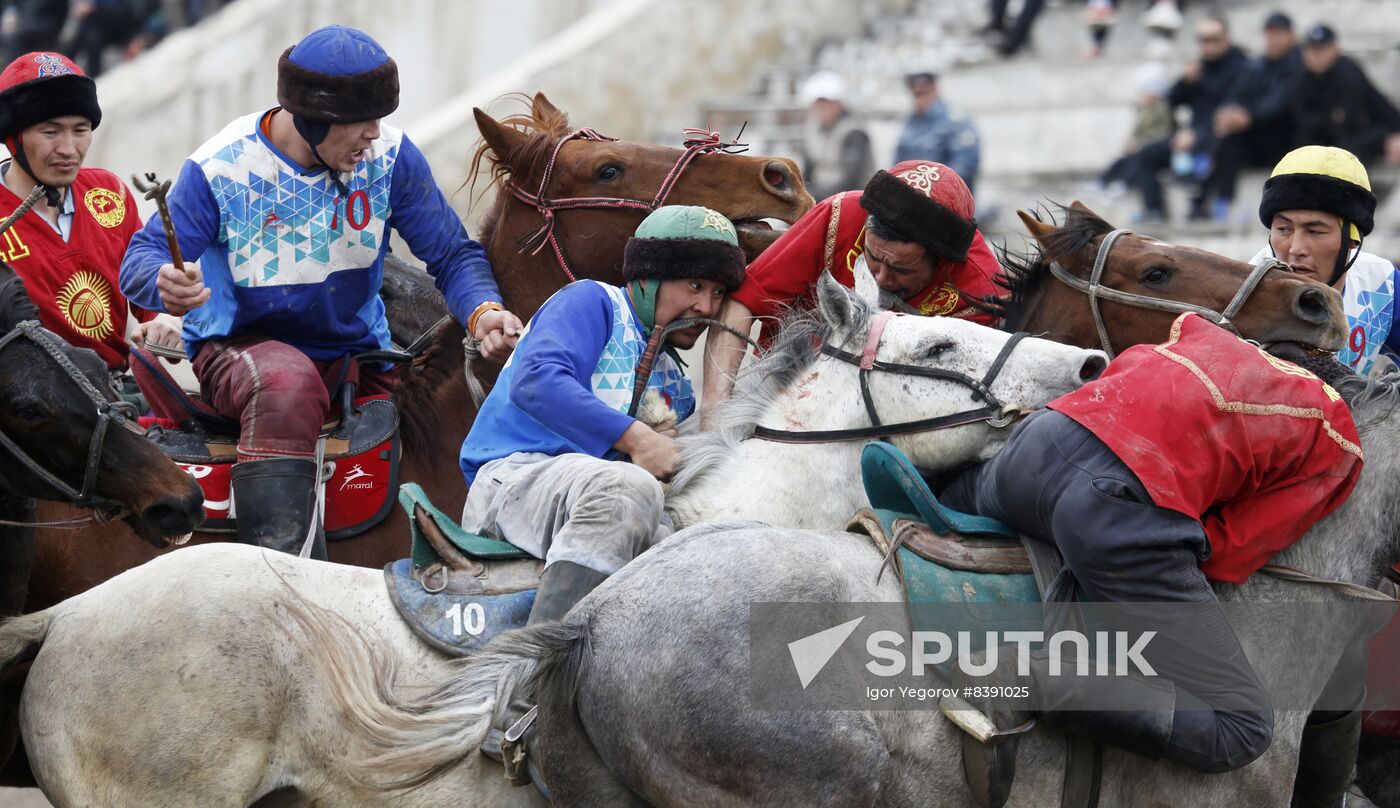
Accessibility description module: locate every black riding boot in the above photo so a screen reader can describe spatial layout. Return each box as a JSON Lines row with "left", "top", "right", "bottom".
{"left": 956, "top": 650, "right": 1177, "bottom": 808}
{"left": 1292, "top": 709, "right": 1369, "bottom": 808}
{"left": 528, "top": 561, "right": 610, "bottom": 624}
{"left": 481, "top": 562, "right": 609, "bottom": 792}
{"left": 230, "top": 457, "right": 325, "bottom": 559}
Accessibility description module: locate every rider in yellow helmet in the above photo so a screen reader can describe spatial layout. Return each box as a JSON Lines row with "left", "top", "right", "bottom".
{"left": 1251, "top": 145, "right": 1396, "bottom": 375}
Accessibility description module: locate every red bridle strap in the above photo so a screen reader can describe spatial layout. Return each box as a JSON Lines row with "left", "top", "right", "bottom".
{"left": 504, "top": 126, "right": 744, "bottom": 283}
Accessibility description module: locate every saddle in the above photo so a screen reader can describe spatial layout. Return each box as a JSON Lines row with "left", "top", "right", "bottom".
{"left": 383, "top": 483, "right": 541, "bottom": 657}
{"left": 854, "top": 442, "right": 1101, "bottom": 808}
{"left": 129, "top": 346, "right": 404, "bottom": 539}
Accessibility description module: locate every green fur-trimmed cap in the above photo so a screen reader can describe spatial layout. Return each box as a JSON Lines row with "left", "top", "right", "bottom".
{"left": 623, "top": 205, "right": 747, "bottom": 290}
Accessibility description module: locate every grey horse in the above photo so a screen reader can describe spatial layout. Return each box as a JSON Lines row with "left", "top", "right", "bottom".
{"left": 302, "top": 360, "right": 1400, "bottom": 806}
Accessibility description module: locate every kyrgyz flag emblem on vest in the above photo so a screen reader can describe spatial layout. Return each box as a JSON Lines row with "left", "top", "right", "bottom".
{"left": 56, "top": 270, "right": 114, "bottom": 340}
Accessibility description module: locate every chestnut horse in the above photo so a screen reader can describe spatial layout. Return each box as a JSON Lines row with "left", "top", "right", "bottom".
{"left": 19, "top": 93, "right": 814, "bottom": 612}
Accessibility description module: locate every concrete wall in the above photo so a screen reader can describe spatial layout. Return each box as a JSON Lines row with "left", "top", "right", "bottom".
{"left": 410, "top": 0, "right": 912, "bottom": 221}
{"left": 84, "top": 0, "right": 604, "bottom": 215}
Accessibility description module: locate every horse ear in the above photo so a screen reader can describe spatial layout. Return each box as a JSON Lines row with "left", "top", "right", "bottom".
{"left": 816, "top": 271, "right": 856, "bottom": 331}
{"left": 532, "top": 92, "right": 562, "bottom": 121}
{"left": 473, "top": 107, "right": 528, "bottom": 165}
{"left": 1017, "top": 209, "right": 1058, "bottom": 245}
{"left": 1068, "top": 199, "right": 1099, "bottom": 217}
{"left": 852, "top": 256, "right": 881, "bottom": 308}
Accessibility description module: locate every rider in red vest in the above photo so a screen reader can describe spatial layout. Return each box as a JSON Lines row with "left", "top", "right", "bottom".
{"left": 942, "top": 313, "right": 1363, "bottom": 807}
{"left": 0, "top": 52, "right": 178, "bottom": 372}
{"left": 700, "top": 159, "right": 1006, "bottom": 423}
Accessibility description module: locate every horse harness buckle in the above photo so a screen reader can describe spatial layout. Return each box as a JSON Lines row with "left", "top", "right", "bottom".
{"left": 502, "top": 704, "right": 538, "bottom": 786}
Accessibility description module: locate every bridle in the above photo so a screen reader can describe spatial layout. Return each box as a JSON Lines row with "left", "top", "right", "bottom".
{"left": 1048, "top": 228, "right": 1287, "bottom": 358}
{"left": 753, "top": 311, "right": 1031, "bottom": 444}
{"left": 505, "top": 126, "right": 748, "bottom": 284}
{"left": 0, "top": 320, "right": 137, "bottom": 526}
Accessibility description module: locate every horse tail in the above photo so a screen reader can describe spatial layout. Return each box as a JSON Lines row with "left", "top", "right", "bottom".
{"left": 0, "top": 610, "right": 49, "bottom": 672}
{"left": 281, "top": 597, "right": 589, "bottom": 790}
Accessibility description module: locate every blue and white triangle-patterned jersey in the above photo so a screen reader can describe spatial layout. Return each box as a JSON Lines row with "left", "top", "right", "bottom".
{"left": 460, "top": 280, "right": 695, "bottom": 485}
{"left": 1250, "top": 246, "right": 1400, "bottom": 375}
{"left": 119, "top": 110, "right": 500, "bottom": 360}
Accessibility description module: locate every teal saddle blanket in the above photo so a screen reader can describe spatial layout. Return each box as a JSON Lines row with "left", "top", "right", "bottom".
{"left": 859, "top": 442, "right": 1060, "bottom": 608}
{"left": 385, "top": 483, "right": 540, "bottom": 656}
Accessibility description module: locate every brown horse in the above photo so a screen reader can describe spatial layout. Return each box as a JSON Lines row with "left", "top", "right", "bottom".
{"left": 20, "top": 93, "right": 815, "bottom": 611}
{"left": 999, "top": 202, "right": 1346, "bottom": 356}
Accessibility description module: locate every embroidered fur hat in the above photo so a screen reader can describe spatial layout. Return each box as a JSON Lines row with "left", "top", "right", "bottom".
{"left": 860, "top": 160, "right": 977, "bottom": 263}
{"left": 623, "top": 205, "right": 748, "bottom": 290}
{"left": 0, "top": 52, "right": 100, "bottom": 143}
{"left": 277, "top": 25, "right": 398, "bottom": 123}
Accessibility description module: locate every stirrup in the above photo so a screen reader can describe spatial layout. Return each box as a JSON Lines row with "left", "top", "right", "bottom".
{"left": 943, "top": 695, "right": 1036, "bottom": 808}
{"left": 501, "top": 705, "right": 539, "bottom": 787}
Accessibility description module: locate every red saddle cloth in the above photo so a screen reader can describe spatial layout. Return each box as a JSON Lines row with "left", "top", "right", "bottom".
{"left": 130, "top": 347, "right": 402, "bottom": 540}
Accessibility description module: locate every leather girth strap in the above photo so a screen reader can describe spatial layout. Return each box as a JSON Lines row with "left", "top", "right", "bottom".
{"left": 1021, "top": 536, "right": 1102, "bottom": 808}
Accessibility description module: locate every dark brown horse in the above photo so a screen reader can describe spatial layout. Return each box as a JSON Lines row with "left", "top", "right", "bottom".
{"left": 0, "top": 265, "right": 202, "bottom": 617}
{"left": 20, "top": 93, "right": 815, "bottom": 611}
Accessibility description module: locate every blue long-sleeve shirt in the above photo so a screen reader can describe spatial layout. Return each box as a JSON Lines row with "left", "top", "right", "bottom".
{"left": 460, "top": 280, "right": 695, "bottom": 486}
{"left": 119, "top": 110, "right": 501, "bottom": 360}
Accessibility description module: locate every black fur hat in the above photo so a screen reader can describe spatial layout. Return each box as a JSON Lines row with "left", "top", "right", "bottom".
{"left": 276, "top": 26, "right": 398, "bottom": 123}
{"left": 622, "top": 205, "right": 747, "bottom": 290}
{"left": 860, "top": 161, "right": 977, "bottom": 263}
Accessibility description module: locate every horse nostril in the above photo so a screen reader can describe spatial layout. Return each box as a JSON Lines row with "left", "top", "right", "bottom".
{"left": 1079, "top": 355, "right": 1107, "bottom": 381}
{"left": 1296, "top": 287, "right": 1330, "bottom": 324}
{"left": 141, "top": 495, "right": 203, "bottom": 536}
{"left": 762, "top": 161, "right": 792, "bottom": 193}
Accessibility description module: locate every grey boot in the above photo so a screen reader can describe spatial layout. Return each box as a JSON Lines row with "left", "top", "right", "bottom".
{"left": 1292, "top": 709, "right": 1365, "bottom": 808}
{"left": 528, "top": 561, "right": 609, "bottom": 624}
{"left": 481, "top": 562, "right": 608, "bottom": 790}
{"left": 230, "top": 457, "right": 325, "bottom": 559}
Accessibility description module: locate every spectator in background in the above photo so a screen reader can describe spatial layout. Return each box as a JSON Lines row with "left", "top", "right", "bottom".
{"left": 1198, "top": 11, "right": 1301, "bottom": 221}
{"left": 983, "top": 0, "right": 1045, "bottom": 57}
{"left": 893, "top": 72, "right": 981, "bottom": 195}
{"left": 1293, "top": 24, "right": 1400, "bottom": 167}
{"left": 1130, "top": 14, "right": 1250, "bottom": 222}
{"left": 1082, "top": 0, "right": 1184, "bottom": 60}
{"left": 0, "top": 0, "right": 69, "bottom": 63}
{"left": 1093, "top": 61, "right": 1174, "bottom": 199}
{"left": 798, "top": 70, "right": 874, "bottom": 202}
{"left": 65, "top": 0, "right": 164, "bottom": 77}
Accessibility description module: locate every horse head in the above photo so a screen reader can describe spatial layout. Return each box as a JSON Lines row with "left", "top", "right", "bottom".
{"left": 470, "top": 92, "right": 814, "bottom": 317}
{"left": 1001, "top": 201, "right": 1347, "bottom": 356}
{"left": 0, "top": 265, "right": 202, "bottom": 546}
{"left": 811, "top": 271, "right": 1107, "bottom": 467}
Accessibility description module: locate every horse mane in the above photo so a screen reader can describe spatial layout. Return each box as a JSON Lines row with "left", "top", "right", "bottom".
{"left": 0, "top": 263, "right": 38, "bottom": 332}
{"left": 466, "top": 94, "right": 573, "bottom": 250}
{"left": 994, "top": 203, "right": 1114, "bottom": 330}
{"left": 669, "top": 295, "right": 873, "bottom": 494}
{"left": 393, "top": 320, "right": 465, "bottom": 454}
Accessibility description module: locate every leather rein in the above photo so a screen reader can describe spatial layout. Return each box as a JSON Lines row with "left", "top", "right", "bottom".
{"left": 0, "top": 320, "right": 138, "bottom": 528}
{"left": 753, "top": 311, "right": 1031, "bottom": 444}
{"left": 1048, "top": 228, "right": 1287, "bottom": 359}
{"left": 505, "top": 126, "right": 748, "bottom": 284}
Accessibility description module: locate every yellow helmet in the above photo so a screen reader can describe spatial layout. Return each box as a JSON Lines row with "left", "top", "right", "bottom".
{"left": 1260, "top": 145, "right": 1375, "bottom": 242}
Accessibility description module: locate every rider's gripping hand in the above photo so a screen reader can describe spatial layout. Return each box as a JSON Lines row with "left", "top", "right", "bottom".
{"left": 129, "top": 313, "right": 185, "bottom": 357}
{"left": 156, "top": 261, "right": 209, "bottom": 316}
{"left": 616, "top": 420, "right": 681, "bottom": 482}
{"left": 474, "top": 308, "right": 524, "bottom": 363}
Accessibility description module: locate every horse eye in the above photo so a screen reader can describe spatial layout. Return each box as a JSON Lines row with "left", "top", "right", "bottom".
{"left": 1142, "top": 267, "right": 1171, "bottom": 285}
{"left": 925, "top": 341, "right": 954, "bottom": 359}
{"left": 11, "top": 401, "right": 44, "bottom": 422}
{"left": 596, "top": 164, "right": 623, "bottom": 182}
